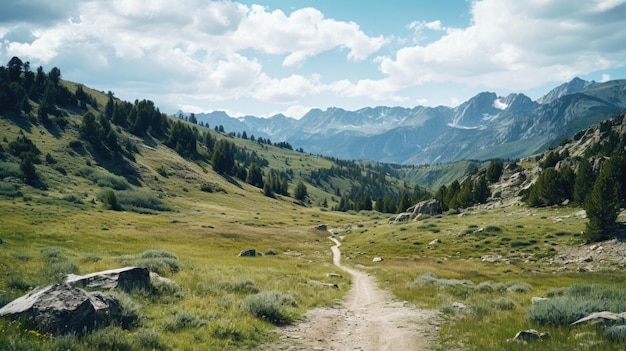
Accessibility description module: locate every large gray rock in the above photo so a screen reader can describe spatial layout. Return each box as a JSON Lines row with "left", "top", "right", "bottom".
{"left": 509, "top": 329, "right": 551, "bottom": 343}
{"left": 238, "top": 249, "right": 257, "bottom": 257}
{"left": 570, "top": 311, "right": 626, "bottom": 326}
{"left": 0, "top": 284, "right": 122, "bottom": 335}
{"left": 394, "top": 198, "right": 443, "bottom": 223}
{"left": 406, "top": 199, "right": 443, "bottom": 217}
{"left": 64, "top": 267, "right": 150, "bottom": 292}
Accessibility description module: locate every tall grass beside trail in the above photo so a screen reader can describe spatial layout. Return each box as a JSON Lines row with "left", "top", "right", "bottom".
{"left": 529, "top": 284, "right": 626, "bottom": 326}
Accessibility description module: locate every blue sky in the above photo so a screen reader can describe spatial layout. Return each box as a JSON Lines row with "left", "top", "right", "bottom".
{"left": 1, "top": 0, "right": 625, "bottom": 118}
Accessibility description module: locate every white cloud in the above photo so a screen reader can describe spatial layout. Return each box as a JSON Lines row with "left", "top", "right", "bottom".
{"left": 349, "top": 0, "right": 626, "bottom": 101}
{"left": 235, "top": 6, "right": 387, "bottom": 66}
{"left": 0, "top": 0, "right": 387, "bottom": 114}
{"left": 252, "top": 74, "right": 320, "bottom": 103}
{"left": 601, "top": 73, "right": 611, "bottom": 82}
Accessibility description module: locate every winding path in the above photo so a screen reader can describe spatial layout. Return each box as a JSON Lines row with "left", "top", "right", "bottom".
{"left": 263, "top": 236, "right": 437, "bottom": 351}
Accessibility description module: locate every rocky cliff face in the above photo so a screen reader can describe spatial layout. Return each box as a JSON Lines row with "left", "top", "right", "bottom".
{"left": 194, "top": 78, "right": 626, "bottom": 165}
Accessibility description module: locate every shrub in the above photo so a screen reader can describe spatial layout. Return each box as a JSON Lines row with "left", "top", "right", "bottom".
{"left": 505, "top": 282, "right": 532, "bottom": 293}
{"left": 528, "top": 297, "right": 605, "bottom": 326}
{"left": 136, "top": 258, "right": 181, "bottom": 276}
{"left": 78, "top": 167, "right": 130, "bottom": 190}
{"left": 7, "top": 274, "right": 30, "bottom": 291}
{"left": 40, "top": 246, "right": 66, "bottom": 261}
{"left": 111, "top": 292, "right": 142, "bottom": 329}
{"left": 244, "top": 290, "right": 297, "bottom": 324}
{"left": 220, "top": 280, "right": 259, "bottom": 294}
{"left": 413, "top": 272, "right": 474, "bottom": 287}
{"left": 80, "top": 253, "right": 102, "bottom": 263}
{"left": 493, "top": 297, "right": 515, "bottom": 310}
{"left": 116, "top": 189, "right": 170, "bottom": 212}
{"left": 141, "top": 249, "right": 178, "bottom": 260}
{"left": 98, "top": 189, "right": 121, "bottom": 211}
{"left": 0, "top": 182, "right": 21, "bottom": 197}
{"left": 0, "top": 162, "right": 22, "bottom": 178}
{"left": 163, "top": 311, "right": 205, "bottom": 332}
{"left": 264, "top": 249, "right": 278, "bottom": 256}
{"left": 605, "top": 325, "right": 626, "bottom": 343}
{"left": 85, "top": 326, "right": 133, "bottom": 351}
{"left": 44, "top": 260, "right": 80, "bottom": 283}
{"left": 484, "top": 225, "right": 502, "bottom": 233}
{"left": 133, "top": 329, "right": 167, "bottom": 350}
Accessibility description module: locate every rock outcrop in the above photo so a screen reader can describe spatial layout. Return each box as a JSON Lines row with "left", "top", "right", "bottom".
{"left": 64, "top": 266, "right": 150, "bottom": 292}
{"left": 394, "top": 199, "right": 442, "bottom": 223}
{"left": 0, "top": 284, "right": 122, "bottom": 335}
{"left": 509, "top": 329, "right": 551, "bottom": 343}
{"left": 238, "top": 249, "right": 257, "bottom": 257}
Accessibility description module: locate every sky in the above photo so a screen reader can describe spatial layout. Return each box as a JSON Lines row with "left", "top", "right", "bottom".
{"left": 1, "top": 0, "right": 625, "bottom": 119}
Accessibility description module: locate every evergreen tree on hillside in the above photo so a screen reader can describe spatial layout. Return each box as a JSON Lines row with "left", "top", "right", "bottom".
{"left": 574, "top": 158, "right": 594, "bottom": 205}
{"left": 486, "top": 160, "right": 503, "bottom": 183}
{"left": 585, "top": 157, "right": 621, "bottom": 242}
{"left": 474, "top": 175, "right": 490, "bottom": 204}
{"left": 294, "top": 181, "right": 308, "bottom": 201}
{"left": 246, "top": 163, "right": 264, "bottom": 188}
{"left": 167, "top": 121, "right": 197, "bottom": 157}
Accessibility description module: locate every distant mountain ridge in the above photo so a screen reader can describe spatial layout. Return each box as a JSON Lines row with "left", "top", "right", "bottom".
{"left": 190, "top": 78, "right": 626, "bottom": 164}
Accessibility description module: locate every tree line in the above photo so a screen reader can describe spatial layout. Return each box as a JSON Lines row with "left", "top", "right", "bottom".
{"left": 524, "top": 117, "right": 626, "bottom": 242}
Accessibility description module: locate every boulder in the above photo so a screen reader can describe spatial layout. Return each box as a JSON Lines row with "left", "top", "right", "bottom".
{"left": 570, "top": 311, "right": 626, "bottom": 326}
{"left": 314, "top": 224, "right": 328, "bottom": 231}
{"left": 407, "top": 199, "right": 443, "bottom": 217}
{"left": 393, "top": 213, "right": 411, "bottom": 222}
{"left": 64, "top": 267, "right": 150, "bottom": 292}
{"left": 452, "top": 302, "right": 467, "bottom": 309}
{"left": 510, "top": 329, "right": 551, "bottom": 343}
{"left": 0, "top": 284, "right": 122, "bottom": 335}
{"left": 372, "top": 257, "right": 384, "bottom": 262}
{"left": 238, "top": 249, "right": 257, "bottom": 257}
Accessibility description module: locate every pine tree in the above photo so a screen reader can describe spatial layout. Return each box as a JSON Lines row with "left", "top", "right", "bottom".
{"left": 294, "top": 181, "right": 308, "bottom": 201}
{"left": 246, "top": 163, "right": 264, "bottom": 188}
{"left": 584, "top": 158, "right": 620, "bottom": 242}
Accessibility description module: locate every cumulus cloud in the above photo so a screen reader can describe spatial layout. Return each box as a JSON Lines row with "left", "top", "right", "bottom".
{"left": 349, "top": 0, "right": 626, "bottom": 100}
{"left": 1, "top": 0, "right": 624, "bottom": 114}
{"left": 0, "top": 0, "right": 387, "bottom": 113}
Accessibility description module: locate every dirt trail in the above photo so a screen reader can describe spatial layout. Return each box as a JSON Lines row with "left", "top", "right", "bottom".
{"left": 262, "top": 237, "right": 438, "bottom": 351}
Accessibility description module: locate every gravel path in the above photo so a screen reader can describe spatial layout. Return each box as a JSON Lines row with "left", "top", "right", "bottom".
{"left": 262, "top": 237, "right": 438, "bottom": 351}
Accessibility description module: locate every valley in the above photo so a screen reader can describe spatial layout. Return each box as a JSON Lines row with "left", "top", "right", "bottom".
{"left": 1, "top": 58, "right": 626, "bottom": 351}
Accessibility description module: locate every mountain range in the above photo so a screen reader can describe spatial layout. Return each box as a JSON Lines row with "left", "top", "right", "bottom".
{"left": 190, "top": 77, "right": 626, "bottom": 165}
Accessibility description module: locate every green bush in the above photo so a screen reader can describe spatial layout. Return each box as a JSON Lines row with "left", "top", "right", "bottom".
{"left": 141, "top": 249, "right": 178, "bottom": 260}
{"left": 6, "top": 274, "right": 31, "bottom": 291}
{"left": 492, "top": 297, "right": 515, "bottom": 310}
{"left": 529, "top": 297, "right": 606, "bottom": 326}
{"left": 0, "top": 182, "right": 21, "bottom": 197}
{"left": 505, "top": 282, "right": 532, "bottom": 293}
{"left": 0, "top": 162, "right": 22, "bottom": 178}
{"left": 163, "top": 310, "right": 205, "bottom": 332}
{"left": 136, "top": 253, "right": 182, "bottom": 275}
{"left": 78, "top": 167, "right": 130, "bottom": 190}
{"left": 220, "top": 280, "right": 259, "bottom": 294}
{"left": 40, "top": 246, "right": 66, "bottom": 261}
{"left": 244, "top": 290, "right": 297, "bottom": 324}
{"left": 98, "top": 189, "right": 121, "bottom": 211}
{"left": 44, "top": 260, "right": 80, "bottom": 283}
{"left": 80, "top": 253, "right": 102, "bottom": 263}
{"left": 484, "top": 225, "right": 502, "bottom": 233}
{"left": 85, "top": 326, "right": 133, "bottom": 351}
{"left": 413, "top": 272, "right": 474, "bottom": 287}
{"left": 116, "top": 189, "right": 170, "bottom": 212}
{"left": 605, "top": 325, "right": 626, "bottom": 343}
{"left": 264, "top": 249, "right": 278, "bottom": 256}
{"left": 111, "top": 292, "right": 142, "bottom": 329}
{"left": 133, "top": 328, "right": 167, "bottom": 350}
